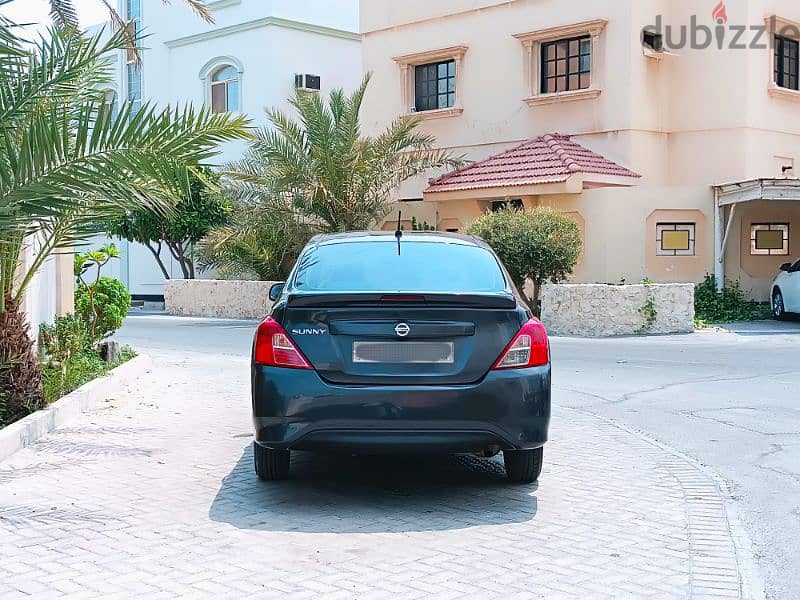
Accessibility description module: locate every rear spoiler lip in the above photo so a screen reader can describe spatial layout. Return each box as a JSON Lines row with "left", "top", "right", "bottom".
{"left": 285, "top": 292, "right": 517, "bottom": 309}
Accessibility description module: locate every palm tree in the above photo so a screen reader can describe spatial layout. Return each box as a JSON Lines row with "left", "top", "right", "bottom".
{"left": 226, "top": 73, "right": 463, "bottom": 233}
{"left": 0, "top": 20, "right": 249, "bottom": 422}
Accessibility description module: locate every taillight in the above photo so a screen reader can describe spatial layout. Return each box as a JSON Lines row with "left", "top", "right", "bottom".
{"left": 492, "top": 319, "right": 549, "bottom": 370}
{"left": 254, "top": 317, "right": 312, "bottom": 369}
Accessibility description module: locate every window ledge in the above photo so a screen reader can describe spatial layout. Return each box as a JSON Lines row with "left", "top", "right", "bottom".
{"left": 768, "top": 85, "right": 800, "bottom": 101}
{"left": 524, "top": 88, "right": 601, "bottom": 107}
{"left": 407, "top": 107, "right": 464, "bottom": 120}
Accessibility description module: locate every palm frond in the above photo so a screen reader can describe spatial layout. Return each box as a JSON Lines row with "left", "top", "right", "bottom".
{"left": 1, "top": 99, "right": 250, "bottom": 234}
{"left": 0, "top": 24, "right": 124, "bottom": 133}
{"left": 196, "top": 199, "right": 311, "bottom": 280}
{"left": 48, "top": 0, "right": 79, "bottom": 30}
{"left": 164, "top": 0, "right": 213, "bottom": 23}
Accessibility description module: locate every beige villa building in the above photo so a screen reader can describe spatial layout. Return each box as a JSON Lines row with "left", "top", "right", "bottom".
{"left": 362, "top": 0, "right": 800, "bottom": 299}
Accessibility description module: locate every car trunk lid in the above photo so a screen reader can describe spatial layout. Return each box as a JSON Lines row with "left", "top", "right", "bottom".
{"left": 283, "top": 293, "right": 524, "bottom": 385}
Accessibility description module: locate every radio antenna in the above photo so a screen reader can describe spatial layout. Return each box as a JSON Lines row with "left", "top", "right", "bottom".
{"left": 394, "top": 211, "right": 403, "bottom": 256}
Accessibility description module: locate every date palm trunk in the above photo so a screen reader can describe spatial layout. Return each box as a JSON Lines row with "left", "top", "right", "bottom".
{"left": 0, "top": 297, "right": 44, "bottom": 426}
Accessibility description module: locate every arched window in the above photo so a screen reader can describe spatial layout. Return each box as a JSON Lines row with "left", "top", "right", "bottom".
{"left": 210, "top": 65, "right": 240, "bottom": 113}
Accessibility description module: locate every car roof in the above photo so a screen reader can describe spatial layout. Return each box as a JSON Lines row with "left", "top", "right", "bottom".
{"left": 310, "top": 231, "right": 490, "bottom": 249}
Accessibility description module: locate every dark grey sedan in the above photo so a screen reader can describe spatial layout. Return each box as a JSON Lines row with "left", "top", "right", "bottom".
{"left": 251, "top": 232, "right": 551, "bottom": 483}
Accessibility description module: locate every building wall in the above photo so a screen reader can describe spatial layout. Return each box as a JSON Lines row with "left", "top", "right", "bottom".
{"left": 20, "top": 245, "right": 73, "bottom": 342}
{"left": 361, "top": 0, "right": 800, "bottom": 299}
{"left": 136, "top": 0, "right": 362, "bottom": 163}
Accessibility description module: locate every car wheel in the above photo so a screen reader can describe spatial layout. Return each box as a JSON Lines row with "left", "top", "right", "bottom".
{"left": 253, "top": 442, "right": 290, "bottom": 481}
{"left": 773, "top": 289, "right": 787, "bottom": 321}
{"left": 503, "top": 447, "right": 543, "bottom": 484}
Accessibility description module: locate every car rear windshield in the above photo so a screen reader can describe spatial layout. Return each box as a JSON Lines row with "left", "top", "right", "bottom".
{"left": 292, "top": 240, "right": 507, "bottom": 293}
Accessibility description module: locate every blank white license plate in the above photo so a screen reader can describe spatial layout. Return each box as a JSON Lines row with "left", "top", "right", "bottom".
{"left": 352, "top": 341, "right": 454, "bottom": 364}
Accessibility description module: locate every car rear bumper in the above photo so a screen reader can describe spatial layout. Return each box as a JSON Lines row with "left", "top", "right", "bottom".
{"left": 251, "top": 365, "right": 551, "bottom": 452}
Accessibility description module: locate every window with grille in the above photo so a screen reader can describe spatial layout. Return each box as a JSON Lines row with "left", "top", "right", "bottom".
{"left": 541, "top": 36, "right": 591, "bottom": 94}
{"left": 750, "top": 223, "right": 789, "bottom": 256}
{"left": 656, "top": 223, "right": 696, "bottom": 257}
{"left": 414, "top": 60, "right": 456, "bottom": 111}
{"left": 775, "top": 35, "right": 799, "bottom": 91}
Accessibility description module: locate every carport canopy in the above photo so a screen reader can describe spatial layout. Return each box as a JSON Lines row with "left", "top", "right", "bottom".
{"left": 712, "top": 177, "right": 800, "bottom": 290}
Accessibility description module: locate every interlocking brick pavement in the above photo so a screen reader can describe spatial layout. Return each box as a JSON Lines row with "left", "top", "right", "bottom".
{"left": 0, "top": 350, "right": 747, "bottom": 599}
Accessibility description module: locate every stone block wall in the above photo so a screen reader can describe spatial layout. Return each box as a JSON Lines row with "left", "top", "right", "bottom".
{"left": 164, "top": 280, "right": 278, "bottom": 319}
{"left": 540, "top": 284, "right": 695, "bottom": 337}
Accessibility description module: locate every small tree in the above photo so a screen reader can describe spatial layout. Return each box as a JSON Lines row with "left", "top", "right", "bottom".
{"left": 467, "top": 207, "right": 582, "bottom": 309}
{"left": 108, "top": 168, "right": 232, "bottom": 279}
{"left": 74, "top": 244, "right": 132, "bottom": 342}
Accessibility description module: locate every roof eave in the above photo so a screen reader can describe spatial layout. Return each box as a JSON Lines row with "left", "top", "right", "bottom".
{"left": 423, "top": 175, "right": 583, "bottom": 201}
{"left": 581, "top": 173, "right": 642, "bottom": 188}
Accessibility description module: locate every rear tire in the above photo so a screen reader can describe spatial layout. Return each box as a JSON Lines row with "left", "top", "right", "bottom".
{"left": 773, "top": 289, "right": 787, "bottom": 321}
{"left": 503, "top": 447, "right": 543, "bottom": 484}
{"left": 253, "top": 442, "right": 290, "bottom": 481}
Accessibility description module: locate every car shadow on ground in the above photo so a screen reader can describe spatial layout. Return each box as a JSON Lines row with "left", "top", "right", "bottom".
{"left": 209, "top": 444, "right": 538, "bottom": 533}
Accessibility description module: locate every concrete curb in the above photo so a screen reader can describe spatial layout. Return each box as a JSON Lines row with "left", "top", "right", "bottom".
{"left": 0, "top": 354, "right": 153, "bottom": 463}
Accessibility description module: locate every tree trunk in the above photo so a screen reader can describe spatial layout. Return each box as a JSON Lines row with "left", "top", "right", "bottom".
{"left": 531, "top": 279, "right": 542, "bottom": 317}
{"left": 0, "top": 297, "right": 44, "bottom": 426}
{"left": 167, "top": 241, "right": 193, "bottom": 279}
{"left": 144, "top": 242, "right": 171, "bottom": 280}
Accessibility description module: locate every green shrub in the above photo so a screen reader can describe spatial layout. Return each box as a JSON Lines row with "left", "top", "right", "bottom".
{"left": 75, "top": 277, "right": 131, "bottom": 342}
{"left": 694, "top": 275, "right": 771, "bottom": 325}
{"left": 38, "top": 315, "right": 135, "bottom": 404}
{"left": 41, "top": 345, "right": 136, "bottom": 405}
{"left": 467, "top": 207, "right": 582, "bottom": 309}
{"left": 74, "top": 244, "right": 131, "bottom": 342}
{"left": 411, "top": 217, "right": 435, "bottom": 231}
{"left": 39, "top": 314, "right": 91, "bottom": 403}
{"left": 39, "top": 314, "right": 89, "bottom": 367}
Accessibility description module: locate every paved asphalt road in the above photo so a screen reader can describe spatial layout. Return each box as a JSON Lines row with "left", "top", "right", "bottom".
{"left": 115, "top": 312, "right": 800, "bottom": 599}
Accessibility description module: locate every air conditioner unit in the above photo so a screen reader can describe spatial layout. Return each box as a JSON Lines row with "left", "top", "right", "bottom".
{"left": 642, "top": 30, "right": 664, "bottom": 52}
{"left": 641, "top": 30, "right": 678, "bottom": 59}
{"left": 295, "top": 73, "right": 321, "bottom": 92}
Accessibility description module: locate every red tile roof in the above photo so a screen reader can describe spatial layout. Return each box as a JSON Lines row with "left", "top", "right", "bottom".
{"left": 425, "top": 133, "right": 641, "bottom": 194}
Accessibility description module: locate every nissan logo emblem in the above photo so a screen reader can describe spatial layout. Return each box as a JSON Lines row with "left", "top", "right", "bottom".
{"left": 395, "top": 322, "right": 411, "bottom": 337}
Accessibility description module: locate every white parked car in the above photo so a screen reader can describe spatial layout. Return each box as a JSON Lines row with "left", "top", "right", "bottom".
{"left": 771, "top": 259, "right": 800, "bottom": 320}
